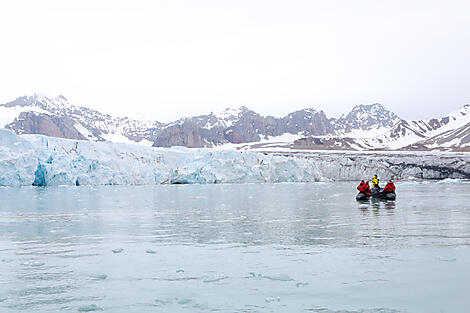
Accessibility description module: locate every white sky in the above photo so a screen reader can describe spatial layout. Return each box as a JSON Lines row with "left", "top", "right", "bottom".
{"left": 0, "top": 0, "right": 469, "bottom": 122}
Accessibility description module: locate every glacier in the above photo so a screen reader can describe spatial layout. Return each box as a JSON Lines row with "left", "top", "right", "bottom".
{"left": 0, "top": 129, "right": 469, "bottom": 187}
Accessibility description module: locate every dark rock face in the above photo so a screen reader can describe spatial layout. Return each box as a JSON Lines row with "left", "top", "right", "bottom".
{"left": 152, "top": 121, "right": 205, "bottom": 148}
{"left": 223, "top": 109, "right": 266, "bottom": 143}
{"left": 1, "top": 94, "right": 161, "bottom": 144}
{"left": 6, "top": 112, "right": 87, "bottom": 140}
{"left": 152, "top": 107, "right": 334, "bottom": 147}
{"left": 282, "top": 109, "right": 334, "bottom": 135}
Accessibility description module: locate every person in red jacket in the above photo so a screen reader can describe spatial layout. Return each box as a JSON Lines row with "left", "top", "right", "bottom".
{"left": 364, "top": 181, "right": 371, "bottom": 194}
{"left": 383, "top": 180, "right": 396, "bottom": 193}
{"left": 357, "top": 180, "right": 371, "bottom": 195}
{"left": 357, "top": 180, "right": 365, "bottom": 191}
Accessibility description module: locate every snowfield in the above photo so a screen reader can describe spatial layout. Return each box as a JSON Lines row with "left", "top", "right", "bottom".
{"left": 0, "top": 129, "right": 469, "bottom": 186}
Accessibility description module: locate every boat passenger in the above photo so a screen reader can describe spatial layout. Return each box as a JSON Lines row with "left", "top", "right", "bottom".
{"left": 383, "top": 180, "right": 395, "bottom": 193}
{"left": 371, "top": 175, "right": 380, "bottom": 189}
{"left": 357, "top": 181, "right": 371, "bottom": 195}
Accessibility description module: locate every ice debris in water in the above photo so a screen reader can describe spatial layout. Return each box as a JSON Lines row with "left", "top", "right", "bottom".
{"left": 1, "top": 129, "right": 469, "bottom": 186}
{"left": 176, "top": 298, "right": 192, "bottom": 305}
{"left": 112, "top": 248, "right": 123, "bottom": 253}
{"left": 308, "top": 309, "right": 402, "bottom": 313}
{"left": 91, "top": 274, "right": 107, "bottom": 280}
{"left": 146, "top": 249, "right": 157, "bottom": 254}
{"left": 265, "top": 297, "right": 281, "bottom": 303}
{"left": 21, "top": 261, "right": 45, "bottom": 267}
{"left": 203, "top": 274, "right": 229, "bottom": 283}
{"left": 261, "top": 274, "right": 294, "bottom": 281}
{"left": 155, "top": 298, "right": 173, "bottom": 306}
{"left": 437, "top": 256, "right": 457, "bottom": 262}
{"left": 436, "top": 178, "right": 464, "bottom": 184}
{"left": 78, "top": 304, "right": 103, "bottom": 312}
{"left": 248, "top": 272, "right": 295, "bottom": 282}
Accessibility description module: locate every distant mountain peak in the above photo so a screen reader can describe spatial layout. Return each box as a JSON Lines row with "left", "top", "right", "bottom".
{"left": 27, "top": 92, "right": 67, "bottom": 102}
{"left": 333, "top": 103, "right": 400, "bottom": 134}
{"left": 292, "top": 108, "right": 319, "bottom": 114}
{"left": 213, "top": 106, "right": 254, "bottom": 121}
{"left": 7, "top": 93, "right": 71, "bottom": 109}
{"left": 458, "top": 104, "right": 470, "bottom": 114}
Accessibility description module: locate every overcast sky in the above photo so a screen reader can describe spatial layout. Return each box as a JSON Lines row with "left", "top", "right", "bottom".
{"left": 0, "top": 0, "right": 469, "bottom": 122}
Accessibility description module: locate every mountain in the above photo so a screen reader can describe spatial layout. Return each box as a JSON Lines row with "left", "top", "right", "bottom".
{"left": 1, "top": 93, "right": 469, "bottom": 151}
{"left": 293, "top": 104, "right": 470, "bottom": 151}
{"left": 401, "top": 105, "right": 470, "bottom": 151}
{"left": 0, "top": 95, "right": 334, "bottom": 148}
{"left": 331, "top": 103, "right": 400, "bottom": 135}
{"left": 152, "top": 107, "right": 334, "bottom": 148}
{"left": 0, "top": 94, "right": 160, "bottom": 145}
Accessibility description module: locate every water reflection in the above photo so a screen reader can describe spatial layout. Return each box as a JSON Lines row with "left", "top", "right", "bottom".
{"left": 357, "top": 199, "right": 396, "bottom": 216}
{"left": 0, "top": 182, "right": 469, "bottom": 313}
{"left": 0, "top": 182, "right": 468, "bottom": 249}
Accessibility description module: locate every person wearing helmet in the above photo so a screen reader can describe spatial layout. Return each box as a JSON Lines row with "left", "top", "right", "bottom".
{"left": 371, "top": 175, "right": 380, "bottom": 189}
{"left": 383, "top": 179, "right": 396, "bottom": 193}
{"left": 357, "top": 180, "right": 371, "bottom": 195}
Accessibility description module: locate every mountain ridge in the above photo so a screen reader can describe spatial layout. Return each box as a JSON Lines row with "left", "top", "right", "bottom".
{"left": 1, "top": 93, "right": 469, "bottom": 151}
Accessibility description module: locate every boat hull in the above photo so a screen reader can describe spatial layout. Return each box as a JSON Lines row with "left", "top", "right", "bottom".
{"left": 356, "top": 191, "right": 396, "bottom": 201}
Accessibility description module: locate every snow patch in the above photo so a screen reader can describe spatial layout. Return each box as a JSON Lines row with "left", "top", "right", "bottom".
{"left": 100, "top": 132, "right": 137, "bottom": 145}
{"left": 74, "top": 123, "right": 97, "bottom": 141}
{"left": 0, "top": 106, "right": 49, "bottom": 128}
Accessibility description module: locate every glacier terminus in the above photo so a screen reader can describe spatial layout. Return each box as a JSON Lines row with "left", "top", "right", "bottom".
{"left": 1, "top": 129, "right": 469, "bottom": 187}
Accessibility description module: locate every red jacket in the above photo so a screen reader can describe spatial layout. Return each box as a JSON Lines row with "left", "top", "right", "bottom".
{"left": 357, "top": 182, "right": 371, "bottom": 194}
{"left": 383, "top": 182, "right": 395, "bottom": 192}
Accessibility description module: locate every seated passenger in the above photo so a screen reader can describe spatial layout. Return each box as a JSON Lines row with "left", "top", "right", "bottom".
{"left": 363, "top": 181, "right": 371, "bottom": 194}
{"left": 383, "top": 180, "right": 396, "bottom": 193}
{"left": 357, "top": 181, "right": 371, "bottom": 195}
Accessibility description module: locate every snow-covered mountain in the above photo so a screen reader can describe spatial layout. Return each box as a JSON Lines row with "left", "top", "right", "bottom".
{"left": 331, "top": 103, "right": 400, "bottom": 135}
{"left": 152, "top": 106, "right": 333, "bottom": 147}
{"left": 1, "top": 93, "right": 469, "bottom": 151}
{"left": 0, "top": 94, "right": 160, "bottom": 146}
{"left": 293, "top": 104, "right": 470, "bottom": 152}
{"left": 400, "top": 105, "right": 470, "bottom": 151}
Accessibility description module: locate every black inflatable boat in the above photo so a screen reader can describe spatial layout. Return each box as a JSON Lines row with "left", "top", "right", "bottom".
{"left": 356, "top": 187, "right": 396, "bottom": 201}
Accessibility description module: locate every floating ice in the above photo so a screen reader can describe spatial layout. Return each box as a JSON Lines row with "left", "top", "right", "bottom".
{"left": 261, "top": 273, "right": 294, "bottom": 281}
{"left": 78, "top": 304, "right": 103, "bottom": 312}
{"left": 202, "top": 274, "right": 229, "bottom": 283}
{"left": 437, "top": 256, "right": 457, "bottom": 262}
{"left": 91, "top": 274, "right": 107, "bottom": 280}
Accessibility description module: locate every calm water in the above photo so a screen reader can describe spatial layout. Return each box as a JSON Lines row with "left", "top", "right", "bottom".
{"left": 0, "top": 181, "right": 470, "bottom": 313}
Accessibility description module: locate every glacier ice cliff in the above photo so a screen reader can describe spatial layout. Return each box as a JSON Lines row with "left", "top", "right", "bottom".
{"left": 0, "top": 129, "right": 469, "bottom": 186}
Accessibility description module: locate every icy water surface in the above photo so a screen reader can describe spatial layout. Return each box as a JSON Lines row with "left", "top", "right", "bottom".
{"left": 0, "top": 181, "right": 470, "bottom": 313}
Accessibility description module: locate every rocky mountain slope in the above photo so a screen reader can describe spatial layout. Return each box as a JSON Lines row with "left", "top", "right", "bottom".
{"left": 293, "top": 104, "right": 470, "bottom": 152}
{"left": 331, "top": 103, "right": 400, "bottom": 135}
{"left": 1, "top": 93, "right": 469, "bottom": 151}
{"left": 0, "top": 94, "right": 160, "bottom": 145}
